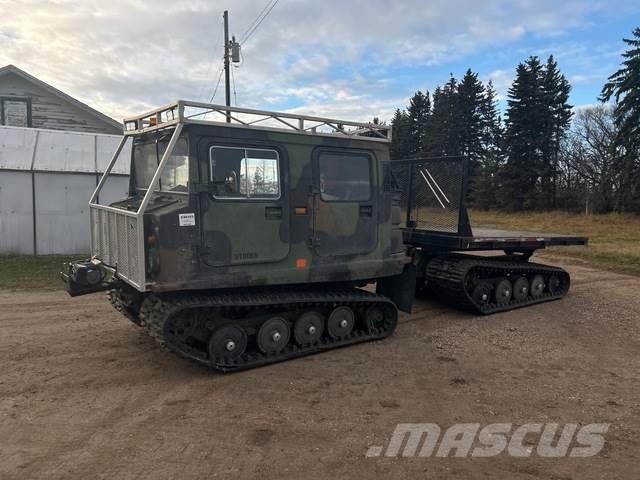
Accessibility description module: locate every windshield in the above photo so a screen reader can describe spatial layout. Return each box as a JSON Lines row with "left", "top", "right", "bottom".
{"left": 133, "top": 137, "right": 189, "bottom": 193}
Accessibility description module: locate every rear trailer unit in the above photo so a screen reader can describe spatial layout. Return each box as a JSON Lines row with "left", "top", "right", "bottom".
{"left": 388, "top": 157, "right": 587, "bottom": 314}
{"left": 62, "top": 100, "right": 587, "bottom": 371}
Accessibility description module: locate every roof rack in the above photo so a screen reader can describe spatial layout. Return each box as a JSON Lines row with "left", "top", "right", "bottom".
{"left": 122, "top": 100, "right": 391, "bottom": 142}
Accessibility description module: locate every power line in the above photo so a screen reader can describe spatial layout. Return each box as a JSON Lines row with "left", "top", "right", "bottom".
{"left": 241, "top": 0, "right": 279, "bottom": 46}
{"left": 208, "top": 62, "right": 225, "bottom": 103}
{"left": 238, "top": 0, "right": 274, "bottom": 44}
{"left": 199, "top": 17, "right": 224, "bottom": 101}
{"left": 231, "top": 65, "right": 238, "bottom": 105}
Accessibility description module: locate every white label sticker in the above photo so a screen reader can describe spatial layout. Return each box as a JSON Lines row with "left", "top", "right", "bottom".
{"left": 179, "top": 213, "right": 196, "bottom": 227}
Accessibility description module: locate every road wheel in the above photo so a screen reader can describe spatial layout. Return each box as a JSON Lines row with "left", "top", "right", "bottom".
{"left": 548, "top": 274, "right": 562, "bottom": 294}
{"left": 530, "top": 275, "right": 545, "bottom": 297}
{"left": 471, "top": 282, "right": 492, "bottom": 306}
{"left": 293, "top": 311, "right": 324, "bottom": 346}
{"left": 209, "top": 324, "right": 247, "bottom": 361}
{"left": 494, "top": 278, "right": 513, "bottom": 304}
{"left": 363, "top": 305, "right": 386, "bottom": 332}
{"left": 512, "top": 276, "right": 530, "bottom": 301}
{"left": 327, "top": 306, "right": 355, "bottom": 339}
{"left": 257, "top": 317, "right": 290, "bottom": 354}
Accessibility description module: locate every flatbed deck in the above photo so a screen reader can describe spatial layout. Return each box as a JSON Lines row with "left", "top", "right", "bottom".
{"left": 403, "top": 227, "right": 588, "bottom": 253}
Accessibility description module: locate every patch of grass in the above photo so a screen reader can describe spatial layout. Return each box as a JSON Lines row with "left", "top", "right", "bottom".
{"left": 0, "top": 255, "right": 79, "bottom": 290}
{"left": 469, "top": 210, "right": 640, "bottom": 275}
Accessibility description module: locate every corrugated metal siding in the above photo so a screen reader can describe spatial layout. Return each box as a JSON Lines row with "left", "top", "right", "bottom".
{"left": 0, "top": 171, "right": 34, "bottom": 254}
{"left": 0, "top": 126, "right": 38, "bottom": 170}
{"left": 33, "top": 129, "right": 95, "bottom": 172}
{"left": 0, "top": 125, "right": 131, "bottom": 254}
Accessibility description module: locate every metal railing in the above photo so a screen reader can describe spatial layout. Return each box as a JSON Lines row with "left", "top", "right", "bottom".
{"left": 122, "top": 100, "right": 392, "bottom": 142}
{"left": 89, "top": 124, "right": 184, "bottom": 290}
{"left": 388, "top": 156, "right": 472, "bottom": 236}
{"left": 91, "top": 100, "right": 390, "bottom": 290}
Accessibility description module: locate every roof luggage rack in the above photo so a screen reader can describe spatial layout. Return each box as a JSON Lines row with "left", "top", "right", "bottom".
{"left": 123, "top": 100, "right": 391, "bottom": 142}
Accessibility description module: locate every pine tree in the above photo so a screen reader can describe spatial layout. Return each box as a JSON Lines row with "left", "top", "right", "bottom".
{"left": 424, "top": 77, "right": 459, "bottom": 156}
{"left": 456, "top": 69, "right": 485, "bottom": 160}
{"left": 406, "top": 91, "right": 432, "bottom": 156}
{"left": 541, "top": 55, "right": 573, "bottom": 209}
{"left": 601, "top": 27, "right": 640, "bottom": 212}
{"left": 502, "top": 57, "right": 551, "bottom": 210}
{"left": 454, "top": 69, "right": 488, "bottom": 202}
{"left": 471, "top": 81, "right": 503, "bottom": 209}
{"left": 390, "top": 109, "right": 411, "bottom": 160}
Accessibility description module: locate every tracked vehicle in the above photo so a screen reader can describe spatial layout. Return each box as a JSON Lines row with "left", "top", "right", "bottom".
{"left": 62, "top": 101, "right": 587, "bottom": 371}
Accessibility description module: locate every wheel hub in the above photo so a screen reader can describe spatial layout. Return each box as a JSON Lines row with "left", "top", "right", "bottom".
{"left": 209, "top": 324, "right": 247, "bottom": 361}
{"left": 257, "top": 317, "right": 290, "bottom": 354}
{"left": 327, "top": 306, "right": 355, "bottom": 339}
{"left": 293, "top": 311, "right": 324, "bottom": 346}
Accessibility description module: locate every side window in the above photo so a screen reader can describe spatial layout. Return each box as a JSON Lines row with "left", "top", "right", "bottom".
{"left": 319, "top": 152, "right": 371, "bottom": 202}
{"left": 210, "top": 146, "right": 280, "bottom": 199}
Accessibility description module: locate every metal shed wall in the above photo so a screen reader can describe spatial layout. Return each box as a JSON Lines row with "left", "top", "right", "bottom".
{"left": 0, "top": 125, "right": 130, "bottom": 255}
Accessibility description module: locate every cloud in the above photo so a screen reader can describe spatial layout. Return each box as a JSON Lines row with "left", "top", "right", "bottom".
{"left": 0, "top": 0, "right": 635, "bottom": 123}
{"left": 483, "top": 69, "right": 515, "bottom": 101}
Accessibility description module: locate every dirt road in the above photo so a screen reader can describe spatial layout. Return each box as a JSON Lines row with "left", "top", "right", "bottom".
{"left": 1, "top": 257, "right": 639, "bottom": 479}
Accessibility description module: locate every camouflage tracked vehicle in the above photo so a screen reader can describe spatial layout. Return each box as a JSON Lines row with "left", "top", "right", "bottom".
{"left": 62, "top": 100, "right": 587, "bottom": 371}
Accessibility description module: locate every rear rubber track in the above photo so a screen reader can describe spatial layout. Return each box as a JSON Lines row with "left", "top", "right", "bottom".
{"left": 425, "top": 253, "right": 571, "bottom": 314}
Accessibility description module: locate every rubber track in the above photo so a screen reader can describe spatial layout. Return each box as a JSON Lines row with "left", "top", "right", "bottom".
{"left": 108, "top": 289, "right": 141, "bottom": 325}
{"left": 425, "top": 254, "right": 571, "bottom": 314}
{"left": 137, "top": 288, "right": 398, "bottom": 372}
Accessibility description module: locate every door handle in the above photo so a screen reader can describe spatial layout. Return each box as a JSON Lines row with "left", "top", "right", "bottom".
{"left": 359, "top": 205, "right": 373, "bottom": 217}
{"left": 265, "top": 206, "right": 283, "bottom": 219}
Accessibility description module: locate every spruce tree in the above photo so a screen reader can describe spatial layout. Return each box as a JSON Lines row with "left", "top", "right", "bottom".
{"left": 601, "top": 27, "right": 640, "bottom": 212}
{"left": 542, "top": 55, "right": 573, "bottom": 209}
{"left": 406, "top": 91, "right": 432, "bottom": 156}
{"left": 424, "top": 77, "right": 459, "bottom": 156}
{"left": 472, "top": 81, "right": 503, "bottom": 209}
{"left": 390, "top": 109, "right": 411, "bottom": 160}
{"left": 502, "top": 57, "right": 550, "bottom": 210}
{"left": 455, "top": 69, "right": 488, "bottom": 202}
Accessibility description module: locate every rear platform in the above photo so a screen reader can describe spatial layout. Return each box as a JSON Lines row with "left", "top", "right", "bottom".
{"left": 389, "top": 156, "right": 588, "bottom": 314}
{"left": 389, "top": 157, "right": 588, "bottom": 254}
{"left": 403, "top": 227, "right": 587, "bottom": 253}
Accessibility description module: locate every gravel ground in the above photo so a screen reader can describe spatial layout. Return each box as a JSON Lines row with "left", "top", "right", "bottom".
{"left": 1, "top": 256, "right": 639, "bottom": 479}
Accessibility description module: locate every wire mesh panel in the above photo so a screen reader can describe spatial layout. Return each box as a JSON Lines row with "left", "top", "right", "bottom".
{"left": 90, "top": 205, "right": 144, "bottom": 288}
{"left": 388, "top": 157, "right": 467, "bottom": 234}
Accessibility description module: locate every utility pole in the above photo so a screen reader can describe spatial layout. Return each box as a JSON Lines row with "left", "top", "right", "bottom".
{"left": 223, "top": 10, "right": 231, "bottom": 123}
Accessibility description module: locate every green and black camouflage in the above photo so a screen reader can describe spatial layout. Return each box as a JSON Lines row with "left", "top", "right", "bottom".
{"left": 123, "top": 123, "right": 409, "bottom": 293}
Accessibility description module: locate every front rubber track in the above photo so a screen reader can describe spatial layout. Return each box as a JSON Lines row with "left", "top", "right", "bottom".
{"left": 136, "top": 287, "right": 398, "bottom": 372}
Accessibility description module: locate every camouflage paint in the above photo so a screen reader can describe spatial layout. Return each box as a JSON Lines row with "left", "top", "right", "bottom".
{"left": 106, "top": 123, "right": 410, "bottom": 293}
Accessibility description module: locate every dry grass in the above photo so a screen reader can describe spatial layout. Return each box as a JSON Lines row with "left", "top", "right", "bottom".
{"left": 469, "top": 210, "right": 640, "bottom": 275}
{"left": 1, "top": 211, "right": 638, "bottom": 290}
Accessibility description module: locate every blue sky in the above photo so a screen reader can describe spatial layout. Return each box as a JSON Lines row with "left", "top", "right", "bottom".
{"left": 1, "top": 0, "right": 638, "bottom": 122}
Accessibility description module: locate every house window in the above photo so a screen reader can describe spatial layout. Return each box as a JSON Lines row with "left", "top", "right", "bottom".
{"left": 0, "top": 97, "right": 32, "bottom": 127}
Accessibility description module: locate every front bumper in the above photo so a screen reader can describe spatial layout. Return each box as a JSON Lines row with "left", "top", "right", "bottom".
{"left": 61, "top": 259, "right": 116, "bottom": 297}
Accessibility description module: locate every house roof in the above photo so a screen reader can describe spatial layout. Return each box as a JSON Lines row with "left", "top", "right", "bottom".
{"left": 0, "top": 64, "right": 122, "bottom": 131}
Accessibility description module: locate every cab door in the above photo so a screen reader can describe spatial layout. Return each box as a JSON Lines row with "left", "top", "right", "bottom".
{"left": 201, "top": 144, "right": 290, "bottom": 266}
{"left": 312, "top": 149, "right": 377, "bottom": 257}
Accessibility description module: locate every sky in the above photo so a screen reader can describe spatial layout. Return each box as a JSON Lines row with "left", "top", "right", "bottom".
{"left": 1, "top": 0, "right": 639, "bottom": 123}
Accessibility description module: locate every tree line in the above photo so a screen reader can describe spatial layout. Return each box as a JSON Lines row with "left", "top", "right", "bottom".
{"left": 389, "top": 27, "right": 640, "bottom": 214}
